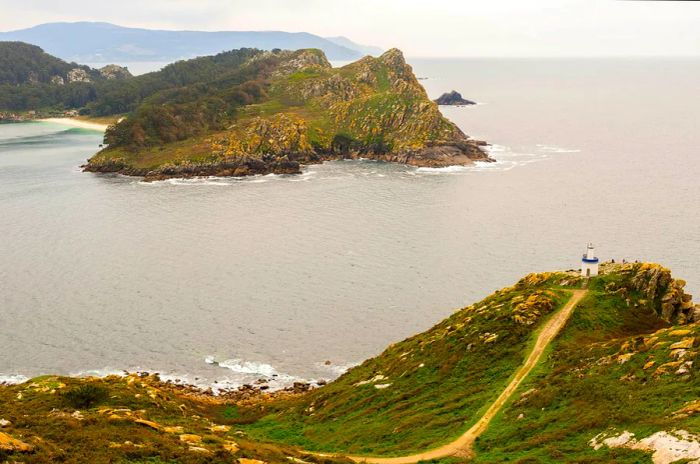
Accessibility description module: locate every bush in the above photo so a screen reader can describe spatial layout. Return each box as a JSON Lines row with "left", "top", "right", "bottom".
{"left": 62, "top": 384, "right": 108, "bottom": 409}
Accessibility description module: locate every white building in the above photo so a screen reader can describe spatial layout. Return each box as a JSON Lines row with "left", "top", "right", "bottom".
{"left": 581, "top": 243, "right": 599, "bottom": 277}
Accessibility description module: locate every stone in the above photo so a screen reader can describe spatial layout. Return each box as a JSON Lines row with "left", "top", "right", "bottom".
{"left": 238, "top": 459, "right": 267, "bottom": 464}
{"left": 163, "top": 426, "right": 184, "bottom": 434}
{"left": 0, "top": 431, "right": 33, "bottom": 452}
{"left": 643, "top": 360, "right": 656, "bottom": 370}
{"left": 223, "top": 441, "right": 240, "bottom": 453}
{"left": 670, "top": 338, "right": 695, "bottom": 350}
{"left": 0, "top": 419, "right": 10, "bottom": 427}
{"left": 617, "top": 353, "right": 634, "bottom": 364}
{"left": 179, "top": 434, "right": 202, "bottom": 444}
{"left": 189, "top": 446, "right": 211, "bottom": 453}
{"left": 670, "top": 329, "right": 692, "bottom": 337}
{"left": 134, "top": 419, "right": 161, "bottom": 430}
{"left": 209, "top": 424, "right": 231, "bottom": 433}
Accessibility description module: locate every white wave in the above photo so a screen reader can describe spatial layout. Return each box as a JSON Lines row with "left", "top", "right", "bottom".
{"left": 70, "top": 368, "right": 127, "bottom": 379}
{"left": 415, "top": 165, "right": 471, "bottom": 174}
{"left": 0, "top": 374, "right": 29, "bottom": 385}
{"left": 217, "top": 359, "right": 282, "bottom": 377}
{"left": 536, "top": 144, "right": 581, "bottom": 153}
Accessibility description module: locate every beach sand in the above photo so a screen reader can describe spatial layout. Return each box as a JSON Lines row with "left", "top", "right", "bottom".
{"left": 38, "top": 118, "right": 109, "bottom": 132}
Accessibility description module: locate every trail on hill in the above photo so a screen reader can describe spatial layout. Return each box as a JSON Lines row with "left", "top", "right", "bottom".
{"left": 347, "top": 289, "right": 588, "bottom": 464}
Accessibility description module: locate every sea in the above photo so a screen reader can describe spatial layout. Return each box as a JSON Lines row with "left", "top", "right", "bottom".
{"left": 1, "top": 58, "right": 699, "bottom": 390}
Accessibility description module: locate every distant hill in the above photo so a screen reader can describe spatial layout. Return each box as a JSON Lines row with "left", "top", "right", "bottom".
{"left": 0, "top": 22, "right": 381, "bottom": 63}
{"left": 324, "top": 36, "right": 383, "bottom": 57}
{"left": 0, "top": 41, "right": 131, "bottom": 87}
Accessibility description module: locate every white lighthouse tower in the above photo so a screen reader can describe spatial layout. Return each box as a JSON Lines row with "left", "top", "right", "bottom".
{"left": 581, "top": 243, "right": 599, "bottom": 277}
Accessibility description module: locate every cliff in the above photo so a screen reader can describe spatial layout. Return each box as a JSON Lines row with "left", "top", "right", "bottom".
{"left": 84, "top": 48, "right": 492, "bottom": 179}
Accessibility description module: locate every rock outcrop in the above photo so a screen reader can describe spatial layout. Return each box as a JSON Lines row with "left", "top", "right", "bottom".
{"left": 99, "top": 64, "right": 132, "bottom": 80}
{"left": 434, "top": 90, "right": 476, "bottom": 106}
{"left": 601, "top": 262, "right": 698, "bottom": 324}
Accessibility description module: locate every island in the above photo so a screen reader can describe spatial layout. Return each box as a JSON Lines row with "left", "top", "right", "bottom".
{"left": 84, "top": 48, "right": 492, "bottom": 180}
{"left": 2, "top": 262, "right": 699, "bottom": 462}
{"left": 0, "top": 42, "right": 492, "bottom": 178}
{"left": 434, "top": 90, "right": 476, "bottom": 106}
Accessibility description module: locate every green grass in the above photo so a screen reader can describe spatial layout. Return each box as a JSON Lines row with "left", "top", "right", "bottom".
{"left": 0, "top": 375, "right": 351, "bottom": 463}
{"left": 234, "top": 273, "right": 578, "bottom": 456}
{"left": 471, "top": 271, "right": 698, "bottom": 463}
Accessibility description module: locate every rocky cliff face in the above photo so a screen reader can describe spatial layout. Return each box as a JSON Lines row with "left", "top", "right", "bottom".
{"left": 86, "top": 48, "right": 492, "bottom": 180}
{"left": 600, "top": 262, "right": 698, "bottom": 324}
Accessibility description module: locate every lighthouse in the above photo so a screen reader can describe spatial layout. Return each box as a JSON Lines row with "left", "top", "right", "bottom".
{"left": 581, "top": 243, "right": 599, "bottom": 277}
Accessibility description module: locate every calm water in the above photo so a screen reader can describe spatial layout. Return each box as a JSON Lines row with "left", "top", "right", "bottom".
{"left": 1, "top": 59, "right": 699, "bottom": 389}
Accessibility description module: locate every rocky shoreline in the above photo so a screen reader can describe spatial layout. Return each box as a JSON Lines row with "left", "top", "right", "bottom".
{"left": 84, "top": 139, "right": 493, "bottom": 181}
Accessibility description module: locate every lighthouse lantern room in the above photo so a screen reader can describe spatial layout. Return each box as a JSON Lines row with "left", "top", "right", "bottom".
{"left": 581, "top": 243, "right": 599, "bottom": 277}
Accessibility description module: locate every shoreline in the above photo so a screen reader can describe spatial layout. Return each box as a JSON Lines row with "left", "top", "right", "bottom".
{"left": 0, "top": 369, "right": 322, "bottom": 400}
{"left": 38, "top": 117, "right": 109, "bottom": 132}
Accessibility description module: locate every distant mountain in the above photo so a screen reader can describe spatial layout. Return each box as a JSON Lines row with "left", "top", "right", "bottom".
{"left": 324, "top": 36, "right": 383, "bottom": 57}
{"left": 0, "top": 22, "right": 380, "bottom": 63}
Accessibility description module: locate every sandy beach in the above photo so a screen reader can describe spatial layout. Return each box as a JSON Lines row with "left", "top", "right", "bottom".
{"left": 38, "top": 118, "right": 109, "bottom": 132}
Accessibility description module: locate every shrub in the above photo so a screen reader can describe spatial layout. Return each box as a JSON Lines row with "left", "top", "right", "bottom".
{"left": 62, "top": 384, "right": 108, "bottom": 409}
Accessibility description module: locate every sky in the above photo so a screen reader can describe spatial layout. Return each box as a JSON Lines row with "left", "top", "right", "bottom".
{"left": 0, "top": 0, "right": 699, "bottom": 57}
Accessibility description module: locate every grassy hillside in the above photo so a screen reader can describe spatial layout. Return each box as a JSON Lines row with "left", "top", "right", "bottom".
{"left": 232, "top": 263, "right": 698, "bottom": 462}
{"left": 472, "top": 266, "right": 700, "bottom": 463}
{"left": 0, "top": 374, "right": 350, "bottom": 464}
{"left": 235, "top": 274, "right": 577, "bottom": 455}
{"left": 2, "top": 263, "right": 695, "bottom": 463}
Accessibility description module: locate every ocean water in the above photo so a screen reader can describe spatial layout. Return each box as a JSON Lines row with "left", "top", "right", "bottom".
{"left": 1, "top": 59, "right": 699, "bottom": 389}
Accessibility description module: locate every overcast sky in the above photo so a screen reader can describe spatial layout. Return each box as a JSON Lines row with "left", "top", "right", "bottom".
{"left": 0, "top": 0, "right": 699, "bottom": 57}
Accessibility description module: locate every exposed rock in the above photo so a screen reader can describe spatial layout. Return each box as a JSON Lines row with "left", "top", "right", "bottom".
{"left": 209, "top": 424, "right": 231, "bottom": 433}
{"left": 670, "top": 338, "right": 696, "bottom": 350}
{"left": 223, "top": 441, "right": 240, "bottom": 453}
{"left": 0, "top": 418, "right": 10, "bottom": 427}
{"left": 0, "top": 431, "right": 33, "bottom": 452}
{"left": 604, "top": 263, "right": 696, "bottom": 323}
{"left": 189, "top": 446, "right": 211, "bottom": 453}
{"left": 434, "top": 90, "right": 476, "bottom": 106}
{"left": 179, "top": 434, "right": 202, "bottom": 444}
{"left": 134, "top": 418, "right": 161, "bottom": 430}
{"left": 67, "top": 68, "right": 91, "bottom": 83}
{"left": 99, "top": 64, "right": 132, "bottom": 80}
{"left": 590, "top": 429, "right": 700, "bottom": 464}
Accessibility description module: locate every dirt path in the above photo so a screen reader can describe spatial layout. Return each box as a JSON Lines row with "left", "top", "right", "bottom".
{"left": 348, "top": 289, "right": 588, "bottom": 464}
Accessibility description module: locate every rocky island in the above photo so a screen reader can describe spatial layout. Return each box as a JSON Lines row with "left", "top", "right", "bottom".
{"left": 1, "top": 262, "right": 698, "bottom": 463}
{"left": 434, "top": 90, "right": 476, "bottom": 106}
{"left": 83, "top": 48, "right": 492, "bottom": 180}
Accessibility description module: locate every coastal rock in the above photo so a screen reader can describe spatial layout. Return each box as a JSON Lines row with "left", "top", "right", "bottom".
{"left": 434, "top": 90, "right": 476, "bottom": 106}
